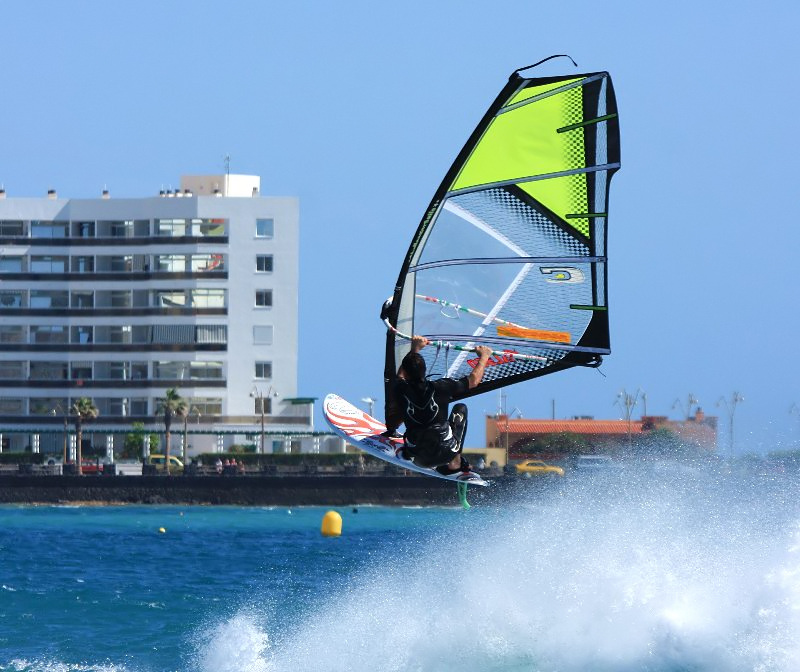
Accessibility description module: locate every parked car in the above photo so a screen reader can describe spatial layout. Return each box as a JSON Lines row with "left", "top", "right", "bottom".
{"left": 515, "top": 459, "right": 565, "bottom": 477}
{"left": 80, "top": 460, "right": 104, "bottom": 474}
{"left": 146, "top": 454, "right": 184, "bottom": 471}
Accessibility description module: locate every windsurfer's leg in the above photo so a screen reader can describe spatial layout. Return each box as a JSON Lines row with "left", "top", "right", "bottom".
{"left": 436, "top": 406, "right": 471, "bottom": 474}
{"left": 449, "top": 403, "right": 468, "bottom": 450}
{"left": 436, "top": 452, "right": 471, "bottom": 474}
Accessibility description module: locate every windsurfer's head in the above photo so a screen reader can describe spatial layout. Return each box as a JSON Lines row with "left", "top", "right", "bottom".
{"left": 400, "top": 351, "right": 426, "bottom": 386}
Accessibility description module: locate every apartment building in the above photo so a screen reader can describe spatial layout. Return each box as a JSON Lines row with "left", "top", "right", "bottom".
{"left": 0, "top": 174, "right": 321, "bottom": 456}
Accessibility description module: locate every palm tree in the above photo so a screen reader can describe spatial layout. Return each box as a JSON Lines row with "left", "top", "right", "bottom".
{"left": 157, "top": 388, "right": 187, "bottom": 475}
{"left": 71, "top": 397, "right": 99, "bottom": 475}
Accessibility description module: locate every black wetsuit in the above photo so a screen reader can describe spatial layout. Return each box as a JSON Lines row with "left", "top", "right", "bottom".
{"left": 391, "top": 377, "right": 469, "bottom": 468}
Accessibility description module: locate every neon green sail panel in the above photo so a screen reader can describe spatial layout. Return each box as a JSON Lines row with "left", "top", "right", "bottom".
{"left": 384, "top": 69, "right": 621, "bottom": 400}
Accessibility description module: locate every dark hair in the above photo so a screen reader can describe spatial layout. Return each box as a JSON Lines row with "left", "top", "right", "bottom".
{"left": 401, "top": 352, "right": 426, "bottom": 386}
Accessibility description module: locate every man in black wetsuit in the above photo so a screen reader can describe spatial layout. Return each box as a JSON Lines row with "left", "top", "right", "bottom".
{"left": 384, "top": 335, "right": 492, "bottom": 474}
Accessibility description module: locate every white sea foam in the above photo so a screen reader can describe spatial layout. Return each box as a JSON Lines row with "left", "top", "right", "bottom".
{"left": 197, "top": 465, "right": 800, "bottom": 671}
{"left": 195, "top": 612, "right": 271, "bottom": 672}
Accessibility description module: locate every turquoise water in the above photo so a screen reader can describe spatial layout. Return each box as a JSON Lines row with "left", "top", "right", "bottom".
{"left": 1, "top": 466, "right": 799, "bottom": 671}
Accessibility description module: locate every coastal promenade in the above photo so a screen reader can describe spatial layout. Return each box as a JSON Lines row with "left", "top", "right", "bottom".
{"left": 0, "top": 473, "right": 530, "bottom": 507}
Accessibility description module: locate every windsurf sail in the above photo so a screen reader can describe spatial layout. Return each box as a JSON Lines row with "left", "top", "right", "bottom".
{"left": 383, "top": 62, "right": 621, "bottom": 400}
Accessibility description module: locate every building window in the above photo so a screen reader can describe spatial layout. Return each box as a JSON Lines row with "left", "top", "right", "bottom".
{"left": 198, "top": 219, "right": 227, "bottom": 237}
{"left": 109, "top": 326, "right": 132, "bottom": 344}
{"left": 191, "top": 289, "right": 226, "bottom": 308}
{"left": 192, "top": 398, "right": 222, "bottom": 415}
{"left": 74, "top": 221, "right": 95, "bottom": 238}
{"left": 30, "top": 290, "right": 69, "bottom": 308}
{"left": 254, "top": 397, "right": 272, "bottom": 414}
{"left": 70, "top": 362, "right": 93, "bottom": 380}
{"left": 71, "top": 326, "right": 93, "bottom": 344}
{"left": 191, "top": 361, "right": 223, "bottom": 379}
{"left": 31, "top": 326, "right": 67, "bottom": 344}
{"left": 110, "top": 290, "right": 131, "bottom": 308}
{"left": 0, "top": 257, "right": 23, "bottom": 272}
{"left": 0, "top": 325, "right": 25, "bottom": 343}
{"left": 30, "top": 362, "right": 68, "bottom": 380}
{"left": 154, "top": 290, "right": 186, "bottom": 308}
{"left": 156, "top": 254, "right": 187, "bottom": 272}
{"left": 152, "top": 361, "right": 222, "bottom": 380}
{"left": 109, "top": 220, "right": 134, "bottom": 238}
{"left": 0, "top": 398, "right": 24, "bottom": 414}
{"left": 256, "top": 255, "right": 273, "bottom": 273}
{"left": 255, "top": 290, "right": 273, "bottom": 308}
{"left": 256, "top": 218, "right": 274, "bottom": 238}
{"left": 0, "top": 361, "right": 24, "bottom": 379}
{"left": 129, "top": 398, "right": 149, "bottom": 415}
{"left": 194, "top": 325, "right": 227, "bottom": 344}
{"left": 0, "top": 221, "right": 24, "bottom": 236}
{"left": 71, "top": 291, "right": 94, "bottom": 308}
{"left": 108, "top": 398, "right": 129, "bottom": 416}
{"left": 30, "top": 398, "right": 67, "bottom": 415}
{"left": 31, "top": 221, "right": 67, "bottom": 239}
{"left": 0, "top": 291, "right": 24, "bottom": 308}
{"left": 71, "top": 256, "right": 95, "bottom": 273}
{"left": 192, "top": 254, "right": 225, "bottom": 272}
{"left": 155, "top": 219, "right": 189, "bottom": 237}
{"left": 253, "top": 326, "right": 273, "bottom": 345}
{"left": 30, "top": 256, "right": 68, "bottom": 273}
{"left": 255, "top": 361, "right": 272, "bottom": 379}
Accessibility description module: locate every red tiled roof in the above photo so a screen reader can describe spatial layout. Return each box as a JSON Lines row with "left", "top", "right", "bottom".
{"left": 490, "top": 418, "right": 643, "bottom": 435}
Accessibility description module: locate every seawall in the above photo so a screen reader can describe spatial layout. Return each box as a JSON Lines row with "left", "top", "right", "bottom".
{"left": 0, "top": 475, "right": 535, "bottom": 507}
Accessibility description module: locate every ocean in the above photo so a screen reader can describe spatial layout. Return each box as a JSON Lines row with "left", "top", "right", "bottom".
{"left": 0, "top": 463, "right": 798, "bottom": 671}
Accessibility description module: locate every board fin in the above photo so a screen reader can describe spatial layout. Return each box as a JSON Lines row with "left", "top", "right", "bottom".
{"left": 457, "top": 481, "right": 470, "bottom": 509}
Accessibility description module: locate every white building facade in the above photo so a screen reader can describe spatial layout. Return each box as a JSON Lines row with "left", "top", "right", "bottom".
{"left": 0, "top": 175, "right": 333, "bottom": 458}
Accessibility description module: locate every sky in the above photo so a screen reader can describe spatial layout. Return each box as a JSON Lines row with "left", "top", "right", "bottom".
{"left": 2, "top": 1, "right": 799, "bottom": 455}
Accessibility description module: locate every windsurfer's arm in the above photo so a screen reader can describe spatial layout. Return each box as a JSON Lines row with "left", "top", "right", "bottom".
{"left": 384, "top": 394, "right": 403, "bottom": 435}
{"left": 467, "top": 345, "right": 492, "bottom": 389}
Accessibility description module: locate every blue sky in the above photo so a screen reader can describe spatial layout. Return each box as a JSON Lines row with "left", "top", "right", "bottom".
{"left": 2, "top": 1, "right": 799, "bottom": 454}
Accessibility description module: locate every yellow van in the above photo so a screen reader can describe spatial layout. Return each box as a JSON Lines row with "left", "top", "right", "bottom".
{"left": 147, "top": 454, "right": 184, "bottom": 471}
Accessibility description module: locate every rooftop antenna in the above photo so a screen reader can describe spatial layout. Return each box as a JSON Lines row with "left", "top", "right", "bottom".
{"left": 224, "top": 154, "right": 231, "bottom": 196}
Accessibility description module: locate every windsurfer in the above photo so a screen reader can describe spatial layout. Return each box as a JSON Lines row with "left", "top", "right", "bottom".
{"left": 384, "top": 335, "right": 492, "bottom": 474}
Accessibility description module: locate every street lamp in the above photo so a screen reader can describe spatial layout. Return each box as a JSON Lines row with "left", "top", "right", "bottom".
{"left": 250, "top": 385, "right": 278, "bottom": 454}
{"left": 182, "top": 405, "right": 199, "bottom": 465}
{"left": 672, "top": 393, "right": 699, "bottom": 420}
{"left": 717, "top": 392, "right": 744, "bottom": 458}
{"left": 361, "top": 397, "right": 376, "bottom": 417}
{"left": 615, "top": 389, "right": 641, "bottom": 448}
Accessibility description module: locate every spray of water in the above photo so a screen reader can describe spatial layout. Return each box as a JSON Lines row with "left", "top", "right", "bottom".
{"left": 198, "top": 463, "right": 800, "bottom": 672}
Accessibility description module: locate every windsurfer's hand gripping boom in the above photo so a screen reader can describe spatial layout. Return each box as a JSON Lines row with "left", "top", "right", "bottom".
{"left": 403, "top": 334, "right": 492, "bottom": 389}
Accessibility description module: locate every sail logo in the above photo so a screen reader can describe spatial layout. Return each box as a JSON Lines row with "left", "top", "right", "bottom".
{"left": 466, "top": 349, "right": 516, "bottom": 369}
{"left": 540, "top": 267, "right": 584, "bottom": 283}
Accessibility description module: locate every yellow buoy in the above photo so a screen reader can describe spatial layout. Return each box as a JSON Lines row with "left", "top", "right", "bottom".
{"left": 320, "top": 510, "right": 342, "bottom": 537}
{"left": 158, "top": 527, "right": 166, "bottom": 534}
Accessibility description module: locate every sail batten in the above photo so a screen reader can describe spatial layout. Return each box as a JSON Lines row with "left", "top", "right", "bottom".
{"left": 383, "top": 66, "right": 621, "bottom": 401}
{"left": 446, "top": 162, "right": 621, "bottom": 198}
{"left": 410, "top": 257, "right": 605, "bottom": 272}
